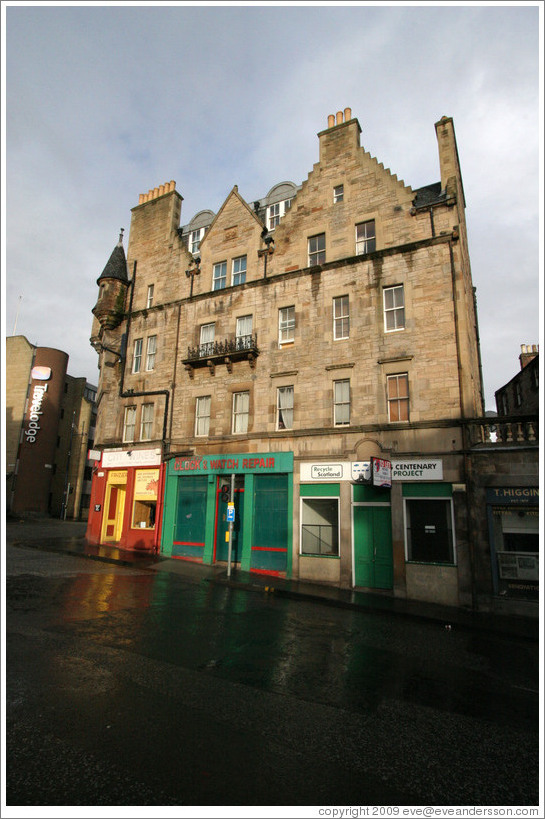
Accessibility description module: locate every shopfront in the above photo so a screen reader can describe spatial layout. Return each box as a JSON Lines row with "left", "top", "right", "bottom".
{"left": 85, "top": 448, "right": 162, "bottom": 551}
{"left": 486, "top": 487, "right": 539, "bottom": 601}
{"left": 161, "top": 452, "right": 293, "bottom": 575}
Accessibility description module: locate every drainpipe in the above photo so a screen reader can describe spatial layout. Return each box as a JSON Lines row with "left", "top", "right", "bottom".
{"left": 119, "top": 260, "right": 171, "bottom": 450}
{"left": 449, "top": 240, "right": 477, "bottom": 611}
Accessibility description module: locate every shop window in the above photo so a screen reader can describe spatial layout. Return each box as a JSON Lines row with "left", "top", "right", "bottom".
{"left": 232, "top": 391, "right": 249, "bottom": 434}
{"left": 195, "top": 395, "right": 211, "bottom": 436}
{"left": 301, "top": 497, "right": 339, "bottom": 556}
{"left": 146, "top": 335, "right": 157, "bottom": 371}
{"left": 277, "top": 386, "right": 294, "bottom": 430}
{"left": 405, "top": 498, "right": 454, "bottom": 564}
{"left": 384, "top": 285, "right": 405, "bottom": 331}
{"left": 132, "top": 338, "right": 143, "bottom": 373}
{"left": 123, "top": 406, "right": 136, "bottom": 442}
{"left": 279, "top": 306, "right": 295, "bottom": 345}
{"left": 355, "top": 220, "right": 376, "bottom": 255}
{"left": 131, "top": 468, "right": 159, "bottom": 530}
{"left": 140, "top": 403, "right": 154, "bottom": 441}
{"left": 232, "top": 255, "right": 247, "bottom": 286}
{"left": 308, "top": 233, "right": 326, "bottom": 266}
{"left": 333, "top": 296, "right": 349, "bottom": 340}
{"left": 492, "top": 508, "right": 539, "bottom": 594}
{"left": 387, "top": 373, "right": 409, "bottom": 422}
{"left": 132, "top": 499, "right": 156, "bottom": 530}
{"left": 213, "top": 261, "right": 227, "bottom": 291}
{"left": 334, "top": 379, "right": 350, "bottom": 426}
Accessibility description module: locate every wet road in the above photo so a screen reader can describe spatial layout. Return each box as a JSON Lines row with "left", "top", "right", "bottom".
{"left": 5, "top": 542, "right": 540, "bottom": 808}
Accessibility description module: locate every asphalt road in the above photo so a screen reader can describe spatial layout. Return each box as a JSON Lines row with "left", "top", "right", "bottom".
{"left": 5, "top": 540, "right": 541, "bottom": 811}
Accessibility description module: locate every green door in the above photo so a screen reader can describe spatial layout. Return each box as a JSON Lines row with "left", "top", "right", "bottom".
{"left": 353, "top": 504, "right": 393, "bottom": 589}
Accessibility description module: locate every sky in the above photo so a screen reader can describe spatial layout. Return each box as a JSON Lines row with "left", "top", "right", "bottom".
{"left": 2, "top": 1, "right": 542, "bottom": 411}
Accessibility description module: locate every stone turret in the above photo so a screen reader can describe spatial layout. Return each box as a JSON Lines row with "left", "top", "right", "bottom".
{"left": 91, "top": 230, "right": 129, "bottom": 333}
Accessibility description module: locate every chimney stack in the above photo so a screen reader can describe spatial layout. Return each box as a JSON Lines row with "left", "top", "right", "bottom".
{"left": 519, "top": 343, "right": 539, "bottom": 370}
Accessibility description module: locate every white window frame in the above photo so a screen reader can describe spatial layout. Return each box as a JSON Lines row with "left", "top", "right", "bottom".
{"left": 232, "top": 391, "right": 250, "bottom": 434}
{"left": 190, "top": 227, "right": 204, "bottom": 255}
{"left": 334, "top": 379, "right": 350, "bottom": 426}
{"left": 123, "top": 406, "right": 136, "bottom": 442}
{"left": 140, "top": 403, "right": 154, "bottom": 441}
{"left": 383, "top": 285, "right": 405, "bottom": 332}
{"left": 146, "top": 284, "right": 154, "bottom": 309}
{"left": 279, "top": 306, "right": 295, "bottom": 345}
{"left": 267, "top": 199, "right": 292, "bottom": 231}
{"left": 132, "top": 338, "right": 143, "bottom": 373}
{"left": 199, "top": 323, "right": 215, "bottom": 357}
{"left": 333, "top": 296, "right": 349, "bottom": 340}
{"left": 276, "top": 386, "right": 294, "bottom": 431}
{"left": 232, "top": 255, "right": 247, "bottom": 286}
{"left": 195, "top": 395, "right": 211, "bottom": 437}
{"left": 145, "top": 335, "right": 157, "bottom": 371}
{"left": 403, "top": 497, "right": 457, "bottom": 566}
{"left": 333, "top": 184, "right": 344, "bottom": 203}
{"left": 213, "top": 261, "right": 227, "bottom": 291}
{"left": 308, "top": 233, "right": 326, "bottom": 266}
{"left": 355, "top": 220, "right": 376, "bottom": 255}
{"left": 300, "top": 496, "right": 340, "bottom": 557}
{"left": 236, "top": 315, "right": 253, "bottom": 349}
{"left": 387, "top": 373, "right": 409, "bottom": 422}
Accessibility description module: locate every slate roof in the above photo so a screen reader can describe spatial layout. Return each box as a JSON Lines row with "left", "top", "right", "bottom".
{"left": 412, "top": 182, "right": 446, "bottom": 209}
{"left": 97, "top": 234, "right": 129, "bottom": 284}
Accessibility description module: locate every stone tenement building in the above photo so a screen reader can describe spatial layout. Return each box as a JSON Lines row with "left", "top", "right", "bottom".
{"left": 87, "top": 109, "right": 489, "bottom": 609}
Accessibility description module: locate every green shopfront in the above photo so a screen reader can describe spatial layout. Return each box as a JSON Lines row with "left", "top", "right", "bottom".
{"left": 161, "top": 452, "right": 294, "bottom": 576}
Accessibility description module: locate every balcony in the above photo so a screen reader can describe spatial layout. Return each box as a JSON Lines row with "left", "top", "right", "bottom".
{"left": 183, "top": 333, "right": 259, "bottom": 376}
{"left": 464, "top": 415, "right": 539, "bottom": 447}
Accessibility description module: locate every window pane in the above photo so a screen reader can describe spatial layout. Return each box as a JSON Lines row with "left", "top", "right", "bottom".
{"left": 195, "top": 396, "right": 211, "bottom": 436}
{"left": 279, "top": 306, "right": 295, "bottom": 343}
{"left": 301, "top": 498, "right": 339, "bottom": 555}
{"left": 233, "top": 391, "right": 249, "bottom": 433}
{"left": 406, "top": 499, "right": 454, "bottom": 563}
{"left": 277, "top": 386, "right": 294, "bottom": 430}
{"left": 233, "top": 256, "right": 247, "bottom": 285}
{"left": 200, "top": 323, "right": 215, "bottom": 356}
{"left": 213, "top": 262, "right": 227, "bottom": 290}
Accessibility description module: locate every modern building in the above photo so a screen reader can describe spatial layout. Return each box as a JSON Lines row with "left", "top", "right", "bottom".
{"left": 87, "top": 109, "right": 489, "bottom": 608}
{"left": 6, "top": 335, "right": 97, "bottom": 519}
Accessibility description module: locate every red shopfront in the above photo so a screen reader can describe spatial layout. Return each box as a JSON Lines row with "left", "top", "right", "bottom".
{"left": 85, "top": 448, "right": 164, "bottom": 551}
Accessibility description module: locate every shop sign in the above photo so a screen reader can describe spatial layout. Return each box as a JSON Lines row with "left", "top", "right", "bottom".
{"left": 102, "top": 448, "right": 161, "bottom": 468}
{"left": 372, "top": 457, "right": 392, "bottom": 489}
{"left": 107, "top": 470, "right": 127, "bottom": 484}
{"left": 300, "top": 461, "right": 353, "bottom": 481}
{"left": 391, "top": 459, "right": 443, "bottom": 481}
{"left": 486, "top": 487, "right": 539, "bottom": 506}
{"left": 134, "top": 469, "right": 159, "bottom": 500}
{"left": 171, "top": 451, "right": 293, "bottom": 475}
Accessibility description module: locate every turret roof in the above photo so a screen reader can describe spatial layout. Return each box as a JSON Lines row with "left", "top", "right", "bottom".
{"left": 97, "top": 230, "right": 129, "bottom": 284}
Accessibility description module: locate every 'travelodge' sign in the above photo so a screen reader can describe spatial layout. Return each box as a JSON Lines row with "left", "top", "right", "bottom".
{"left": 25, "top": 383, "right": 48, "bottom": 444}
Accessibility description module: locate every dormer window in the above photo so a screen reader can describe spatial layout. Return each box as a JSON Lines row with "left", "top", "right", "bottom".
{"left": 267, "top": 199, "right": 292, "bottom": 230}
{"left": 190, "top": 228, "right": 205, "bottom": 255}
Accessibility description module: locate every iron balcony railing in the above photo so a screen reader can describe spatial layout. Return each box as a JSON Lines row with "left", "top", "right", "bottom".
{"left": 183, "top": 333, "right": 259, "bottom": 369}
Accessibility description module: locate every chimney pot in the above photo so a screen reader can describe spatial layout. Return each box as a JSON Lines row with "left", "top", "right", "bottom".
{"left": 328, "top": 114, "right": 335, "bottom": 128}
{"left": 521, "top": 344, "right": 527, "bottom": 353}
{"left": 344, "top": 107, "right": 352, "bottom": 121}
{"left": 336, "top": 111, "right": 343, "bottom": 125}
{"left": 139, "top": 194, "right": 145, "bottom": 204}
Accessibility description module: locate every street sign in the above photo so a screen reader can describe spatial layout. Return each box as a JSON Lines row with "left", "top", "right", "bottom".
{"left": 226, "top": 503, "right": 235, "bottom": 523}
